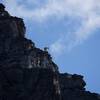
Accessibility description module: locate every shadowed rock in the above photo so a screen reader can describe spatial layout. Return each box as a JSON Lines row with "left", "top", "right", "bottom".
{"left": 0, "top": 3, "right": 99, "bottom": 100}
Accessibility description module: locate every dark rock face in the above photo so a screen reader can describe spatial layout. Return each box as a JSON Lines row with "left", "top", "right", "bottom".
{"left": 0, "top": 68, "right": 59, "bottom": 100}
{"left": 0, "top": 4, "right": 61, "bottom": 100}
{"left": 59, "top": 73, "right": 99, "bottom": 100}
{"left": 0, "top": 3, "right": 99, "bottom": 100}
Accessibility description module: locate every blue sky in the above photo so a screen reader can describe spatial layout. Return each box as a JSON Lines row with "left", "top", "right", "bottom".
{"left": 1, "top": 0, "right": 100, "bottom": 93}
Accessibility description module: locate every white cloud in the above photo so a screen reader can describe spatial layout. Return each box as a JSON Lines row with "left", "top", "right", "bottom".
{"left": 2, "top": 0, "right": 100, "bottom": 56}
{"left": 50, "top": 39, "right": 66, "bottom": 57}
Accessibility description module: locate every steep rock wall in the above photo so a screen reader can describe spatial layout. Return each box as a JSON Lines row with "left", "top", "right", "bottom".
{"left": 0, "top": 3, "right": 99, "bottom": 100}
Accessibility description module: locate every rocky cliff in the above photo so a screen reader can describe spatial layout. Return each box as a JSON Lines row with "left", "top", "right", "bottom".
{"left": 0, "top": 3, "right": 99, "bottom": 100}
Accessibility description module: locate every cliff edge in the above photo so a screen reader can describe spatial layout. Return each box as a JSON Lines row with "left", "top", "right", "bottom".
{"left": 0, "top": 3, "right": 99, "bottom": 100}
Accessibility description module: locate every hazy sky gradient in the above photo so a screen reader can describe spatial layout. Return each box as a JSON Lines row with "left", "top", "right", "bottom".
{"left": 1, "top": 0, "right": 100, "bottom": 93}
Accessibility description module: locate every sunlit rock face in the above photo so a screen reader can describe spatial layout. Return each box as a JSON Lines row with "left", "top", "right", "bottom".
{"left": 0, "top": 3, "right": 99, "bottom": 100}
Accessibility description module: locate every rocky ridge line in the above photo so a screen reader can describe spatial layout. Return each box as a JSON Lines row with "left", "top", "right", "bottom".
{"left": 0, "top": 3, "right": 99, "bottom": 100}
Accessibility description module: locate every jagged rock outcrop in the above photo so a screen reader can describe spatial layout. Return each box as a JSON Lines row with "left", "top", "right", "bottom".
{"left": 59, "top": 73, "right": 99, "bottom": 100}
{"left": 0, "top": 3, "right": 99, "bottom": 100}
{"left": 0, "top": 4, "right": 61, "bottom": 100}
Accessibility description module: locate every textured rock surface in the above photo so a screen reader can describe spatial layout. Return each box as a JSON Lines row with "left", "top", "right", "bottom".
{"left": 59, "top": 73, "right": 99, "bottom": 100}
{"left": 0, "top": 3, "right": 99, "bottom": 100}
{"left": 0, "top": 4, "right": 61, "bottom": 100}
